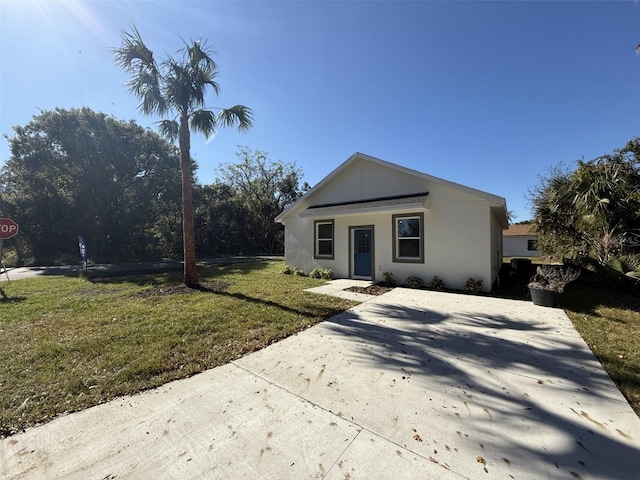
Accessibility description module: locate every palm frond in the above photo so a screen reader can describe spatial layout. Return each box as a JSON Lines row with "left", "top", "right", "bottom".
{"left": 189, "top": 110, "right": 216, "bottom": 138}
{"left": 183, "top": 38, "right": 218, "bottom": 70}
{"left": 113, "top": 25, "right": 167, "bottom": 116}
{"left": 163, "top": 59, "right": 190, "bottom": 113}
{"left": 216, "top": 105, "right": 254, "bottom": 132}
{"left": 113, "top": 25, "right": 155, "bottom": 71}
{"left": 157, "top": 119, "right": 180, "bottom": 142}
{"left": 195, "top": 64, "right": 220, "bottom": 97}
{"left": 158, "top": 120, "right": 180, "bottom": 142}
{"left": 126, "top": 69, "right": 166, "bottom": 116}
{"left": 114, "top": 27, "right": 252, "bottom": 139}
{"left": 163, "top": 57, "right": 220, "bottom": 112}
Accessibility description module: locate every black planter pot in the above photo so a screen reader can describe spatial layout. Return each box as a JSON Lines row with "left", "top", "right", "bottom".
{"left": 529, "top": 287, "right": 559, "bottom": 307}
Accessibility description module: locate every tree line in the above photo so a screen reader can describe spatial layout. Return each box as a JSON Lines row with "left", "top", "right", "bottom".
{"left": 529, "top": 137, "right": 640, "bottom": 282}
{"left": 0, "top": 108, "right": 307, "bottom": 266}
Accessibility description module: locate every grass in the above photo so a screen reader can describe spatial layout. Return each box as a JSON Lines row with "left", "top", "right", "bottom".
{"left": 2, "top": 260, "right": 638, "bottom": 436}
{"left": 562, "top": 285, "right": 640, "bottom": 417}
{"left": 0, "top": 260, "right": 357, "bottom": 436}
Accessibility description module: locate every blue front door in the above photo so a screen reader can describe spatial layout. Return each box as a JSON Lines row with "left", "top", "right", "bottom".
{"left": 354, "top": 228, "right": 372, "bottom": 277}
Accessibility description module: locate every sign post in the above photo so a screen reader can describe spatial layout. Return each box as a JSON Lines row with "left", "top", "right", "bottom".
{"left": 78, "top": 236, "right": 87, "bottom": 273}
{"left": 0, "top": 218, "right": 19, "bottom": 282}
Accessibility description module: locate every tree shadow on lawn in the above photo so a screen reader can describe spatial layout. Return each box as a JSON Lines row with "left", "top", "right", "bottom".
{"left": 89, "top": 268, "right": 352, "bottom": 322}
{"left": 87, "top": 258, "right": 274, "bottom": 286}
{"left": 18, "top": 257, "right": 275, "bottom": 282}
{"left": 322, "top": 296, "right": 640, "bottom": 479}
{"left": 218, "top": 290, "right": 353, "bottom": 321}
{"left": 0, "top": 286, "right": 26, "bottom": 303}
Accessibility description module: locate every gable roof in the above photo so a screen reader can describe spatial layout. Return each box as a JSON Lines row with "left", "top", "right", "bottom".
{"left": 276, "top": 152, "right": 508, "bottom": 225}
{"left": 300, "top": 192, "right": 430, "bottom": 218}
{"left": 504, "top": 224, "right": 536, "bottom": 236}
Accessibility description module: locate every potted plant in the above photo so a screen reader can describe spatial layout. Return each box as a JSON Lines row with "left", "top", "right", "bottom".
{"left": 528, "top": 265, "right": 580, "bottom": 307}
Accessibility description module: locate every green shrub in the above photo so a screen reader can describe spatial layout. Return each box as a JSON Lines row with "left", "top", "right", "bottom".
{"left": 464, "top": 278, "right": 484, "bottom": 294}
{"left": 281, "top": 265, "right": 306, "bottom": 276}
{"left": 608, "top": 254, "right": 640, "bottom": 283}
{"left": 406, "top": 276, "right": 424, "bottom": 289}
{"left": 308, "top": 268, "right": 333, "bottom": 279}
{"left": 309, "top": 268, "right": 322, "bottom": 279}
{"left": 320, "top": 269, "right": 334, "bottom": 280}
{"left": 382, "top": 271, "right": 396, "bottom": 286}
{"left": 427, "top": 275, "right": 446, "bottom": 291}
{"left": 1, "top": 248, "right": 19, "bottom": 268}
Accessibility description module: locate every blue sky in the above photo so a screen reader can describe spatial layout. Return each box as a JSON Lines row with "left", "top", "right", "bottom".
{"left": 1, "top": 0, "right": 639, "bottom": 221}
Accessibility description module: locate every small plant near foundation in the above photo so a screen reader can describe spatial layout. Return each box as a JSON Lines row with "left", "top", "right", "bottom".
{"left": 382, "top": 271, "right": 396, "bottom": 286}
{"left": 464, "top": 278, "right": 484, "bottom": 294}
{"left": 321, "top": 269, "right": 334, "bottom": 280}
{"left": 309, "top": 268, "right": 333, "bottom": 279}
{"left": 406, "top": 276, "right": 424, "bottom": 289}
{"left": 281, "top": 265, "right": 293, "bottom": 275}
{"left": 281, "top": 265, "right": 305, "bottom": 276}
{"left": 427, "top": 276, "right": 446, "bottom": 291}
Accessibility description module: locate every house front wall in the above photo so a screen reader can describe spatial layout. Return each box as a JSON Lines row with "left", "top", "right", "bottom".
{"left": 490, "top": 210, "right": 505, "bottom": 287}
{"left": 310, "top": 158, "right": 428, "bottom": 206}
{"left": 504, "top": 236, "right": 540, "bottom": 257}
{"left": 283, "top": 165, "right": 501, "bottom": 291}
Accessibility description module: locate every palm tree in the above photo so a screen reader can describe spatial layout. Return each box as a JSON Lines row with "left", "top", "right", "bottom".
{"left": 113, "top": 26, "right": 253, "bottom": 287}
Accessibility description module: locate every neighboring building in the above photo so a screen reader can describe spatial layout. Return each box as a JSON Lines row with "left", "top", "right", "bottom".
{"left": 275, "top": 152, "right": 509, "bottom": 292}
{"left": 503, "top": 223, "right": 540, "bottom": 257}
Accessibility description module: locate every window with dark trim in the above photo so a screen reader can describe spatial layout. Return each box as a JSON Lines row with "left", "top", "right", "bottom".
{"left": 392, "top": 213, "right": 424, "bottom": 263}
{"left": 314, "top": 220, "right": 334, "bottom": 259}
{"left": 527, "top": 239, "right": 538, "bottom": 251}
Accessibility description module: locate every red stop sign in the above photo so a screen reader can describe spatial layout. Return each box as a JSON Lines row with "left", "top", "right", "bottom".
{"left": 0, "top": 218, "right": 19, "bottom": 240}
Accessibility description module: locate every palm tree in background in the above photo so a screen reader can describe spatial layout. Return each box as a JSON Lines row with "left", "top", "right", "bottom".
{"left": 113, "top": 26, "right": 253, "bottom": 287}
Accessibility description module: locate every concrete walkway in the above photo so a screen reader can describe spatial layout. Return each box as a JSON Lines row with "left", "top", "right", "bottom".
{"left": 2, "top": 287, "right": 640, "bottom": 479}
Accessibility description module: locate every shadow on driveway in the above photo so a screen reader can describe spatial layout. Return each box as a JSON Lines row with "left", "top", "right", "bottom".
{"left": 314, "top": 290, "right": 640, "bottom": 479}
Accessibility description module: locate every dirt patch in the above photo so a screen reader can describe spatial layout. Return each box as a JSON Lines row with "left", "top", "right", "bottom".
{"left": 138, "top": 281, "right": 230, "bottom": 297}
{"left": 344, "top": 284, "right": 394, "bottom": 296}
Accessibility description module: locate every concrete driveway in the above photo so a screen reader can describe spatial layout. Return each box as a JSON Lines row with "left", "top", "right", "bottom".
{"left": 2, "top": 287, "right": 640, "bottom": 479}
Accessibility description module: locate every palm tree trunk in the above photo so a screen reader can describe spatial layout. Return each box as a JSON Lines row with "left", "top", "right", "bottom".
{"left": 179, "top": 113, "right": 199, "bottom": 287}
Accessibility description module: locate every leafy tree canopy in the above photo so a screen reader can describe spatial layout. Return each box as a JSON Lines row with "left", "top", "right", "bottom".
{"left": 215, "top": 147, "right": 309, "bottom": 254}
{"left": 1, "top": 107, "right": 182, "bottom": 264}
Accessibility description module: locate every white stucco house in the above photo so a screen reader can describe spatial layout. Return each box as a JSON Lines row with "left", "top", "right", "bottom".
{"left": 275, "top": 153, "right": 509, "bottom": 292}
{"left": 503, "top": 224, "right": 540, "bottom": 257}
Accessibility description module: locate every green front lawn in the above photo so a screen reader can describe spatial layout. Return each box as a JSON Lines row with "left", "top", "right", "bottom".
{"left": 0, "top": 260, "right": 356, "bottom": 436}
{"left": 563, "top": 287, "right": 640, "bottom": 417}
{"left": 1, "top": 260, "right": 638, "bottom": 437}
